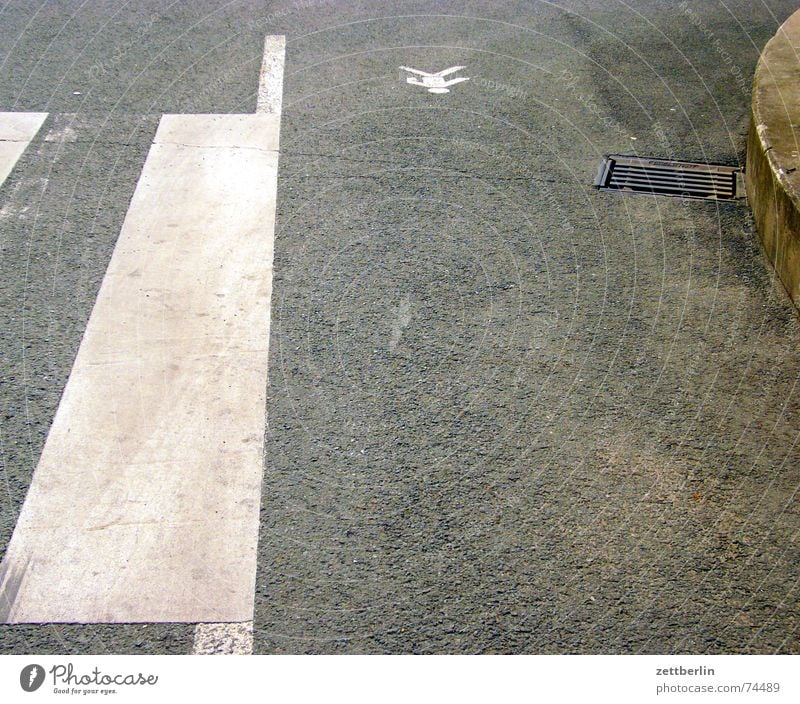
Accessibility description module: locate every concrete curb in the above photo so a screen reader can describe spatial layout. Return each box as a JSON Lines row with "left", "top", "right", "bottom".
{"left": 747, "top": 9, "right": 800, "bottom": 308}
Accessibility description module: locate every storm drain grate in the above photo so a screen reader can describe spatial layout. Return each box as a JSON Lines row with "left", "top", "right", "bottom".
{"left": 594, "top": 155, "right": 745, "bottom": 201}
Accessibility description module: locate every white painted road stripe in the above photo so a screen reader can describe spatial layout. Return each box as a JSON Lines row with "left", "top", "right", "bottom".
{"left": 189, "top": 35, "right": 286, "bottom": 654}
{"left": 0, "top": 112, "right": 47, "bottom": 187}
{"left": 0, "top": 113, "right": 279, "bottom": 623}
{"left": 0, "top": 36, "right": 285, "bottom": 624}
{"left": 257, "top": 34, "right": 285, "bottom": 115}
{"left": 193, "top": 621, "right": 254, "bottom": 655}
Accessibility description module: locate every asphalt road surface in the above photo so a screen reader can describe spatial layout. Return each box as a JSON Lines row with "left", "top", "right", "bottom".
{"left": 1, "top": 0, "right": 800, "bottom": 654}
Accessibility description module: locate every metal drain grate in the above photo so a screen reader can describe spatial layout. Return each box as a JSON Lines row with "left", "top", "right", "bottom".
{"left": 594, "top": 155, "right": 745, "bottom": 201}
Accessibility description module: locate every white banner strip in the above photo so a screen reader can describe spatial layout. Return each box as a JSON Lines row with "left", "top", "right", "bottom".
{"left": 0, "top": 655, "right": 798, "bottom": 703}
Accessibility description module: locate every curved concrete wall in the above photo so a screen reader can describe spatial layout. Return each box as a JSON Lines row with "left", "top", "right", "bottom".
{"left": 747, "top": 9, "right": 800, "bottom": 307}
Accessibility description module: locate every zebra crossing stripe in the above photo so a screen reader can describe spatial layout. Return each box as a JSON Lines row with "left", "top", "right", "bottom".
{"left": 0, "top": 112, "right": 48, "bottom": 187}
{"left": 0, "top": 38, "right": 284, "bottom": 625}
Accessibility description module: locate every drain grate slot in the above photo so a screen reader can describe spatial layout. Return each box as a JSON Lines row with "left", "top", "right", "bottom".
{"left": 594, "top": 155, "right": 745, "bottom": 201}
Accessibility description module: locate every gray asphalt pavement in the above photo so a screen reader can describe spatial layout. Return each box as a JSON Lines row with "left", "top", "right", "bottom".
{"left": 1, "top": 0, "right": 800, "bottom": 654}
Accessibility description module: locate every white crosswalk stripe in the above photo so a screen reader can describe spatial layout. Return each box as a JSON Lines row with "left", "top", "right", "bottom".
{"left": 0, "top": 38, "right": 284, "bottom": 635}
{"left": 0, "top": 112, "right": 47, "bottom": 187}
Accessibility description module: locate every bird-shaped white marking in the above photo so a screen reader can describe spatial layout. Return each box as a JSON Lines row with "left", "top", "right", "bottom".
{"left": 399, "top": 66, "right": 470, "bottom": 93}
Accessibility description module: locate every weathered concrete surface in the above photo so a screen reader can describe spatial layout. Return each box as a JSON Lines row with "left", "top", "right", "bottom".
{"left": 747, "top": 8, "right": 800, "bottom": 307}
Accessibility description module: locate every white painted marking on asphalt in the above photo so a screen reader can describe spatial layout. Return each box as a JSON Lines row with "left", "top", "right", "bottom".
{"left": 193, "top": 622, "right": 253, "bottom": 655}
{"left": 43, "top": 124, "right": 77, "bottom": 144}
{"left": 0, "top": 112, "right": 48, "bottom": 187}
{"left": 187, "top": 34, "right": 286, "bottom": 652}
{"left": 400, "top": 66, "right": 469, "bottom": 93}
{"left": 388, "top": 293, "right": 413, "bottom": 353}
{"left": 258, "top": 35, "right": 285, "bottom": 114}
{"left": 0, "top": 112, "right": 280, "bottom": 624}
